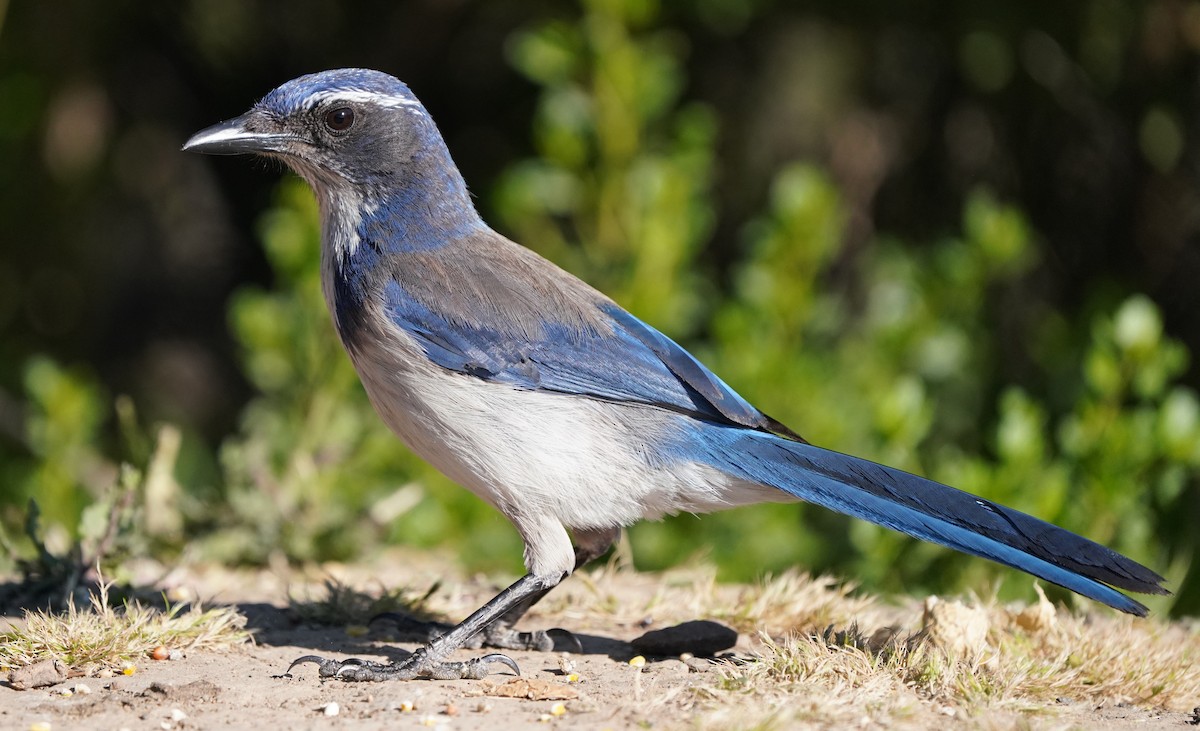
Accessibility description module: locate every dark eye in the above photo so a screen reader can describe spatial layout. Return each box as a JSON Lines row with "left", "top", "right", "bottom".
{"left": 324, "top": 107, "right": 355, "bottom": 132}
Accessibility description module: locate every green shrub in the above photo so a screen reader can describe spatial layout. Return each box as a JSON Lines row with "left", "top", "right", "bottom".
{"left": 2, "top": 0, "right": 1195, "bottom": 618}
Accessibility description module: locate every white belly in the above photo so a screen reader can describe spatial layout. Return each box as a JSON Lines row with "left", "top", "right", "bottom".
{"left": 346, "top": 329, "right": 785, "bottom": 533}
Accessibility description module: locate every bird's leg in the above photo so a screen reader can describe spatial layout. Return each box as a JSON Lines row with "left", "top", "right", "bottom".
{"left": 289, "top": 525, "right": 618, "bottom": 681}
{"left": 289, "top": 572, "right": 557, "bottom": 681}
{"left": 373, "top": 528, "right": 619, "bottom": 653}
{"left": 475, "top": 527, "right": 618, "bottom": 651}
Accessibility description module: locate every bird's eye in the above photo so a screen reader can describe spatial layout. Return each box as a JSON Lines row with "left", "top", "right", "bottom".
{"left": 324, "top": 107, "right": 355, "bottom": 132}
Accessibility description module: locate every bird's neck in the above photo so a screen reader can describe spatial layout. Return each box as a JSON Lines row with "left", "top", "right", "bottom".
{"left": 317, "top": 141, "right": 483, "bottom": 345}
{"left": 322, "top": 144, "right": 483, "bottom": 265}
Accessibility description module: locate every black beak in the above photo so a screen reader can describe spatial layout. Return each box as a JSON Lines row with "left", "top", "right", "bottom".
{"left": 182, "top": 113, "right": 298, "bottom": 155}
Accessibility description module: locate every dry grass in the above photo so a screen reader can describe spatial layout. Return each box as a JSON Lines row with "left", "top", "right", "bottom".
{"left": 309, "top": 555, "right": 1198, "bottom": 726}
{"left": 0, "top": 581, "right": 249, "bottom": 675}
{"left": 733, "top": 589, "right": 1200, "bottom": 711}
{"left": 4, "top": 554, "right": 1194, "bottom": 729}
{"left": 519, "top": 560, "right": 1200, "bottom": 726}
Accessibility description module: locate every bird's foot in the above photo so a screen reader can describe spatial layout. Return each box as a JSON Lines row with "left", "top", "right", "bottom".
{"left": 480, "top": 625, "right": 582, "bottom": 653}
{"left": 371, "top": 612, "right": 582, "bottom": 653}
{"left": 286, "top": 649, "right": 520, "bottom": 682}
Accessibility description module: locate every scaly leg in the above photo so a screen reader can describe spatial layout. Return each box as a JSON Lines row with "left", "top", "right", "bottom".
{"left": 290, "top": 527, "right": 619, "bottom": 681}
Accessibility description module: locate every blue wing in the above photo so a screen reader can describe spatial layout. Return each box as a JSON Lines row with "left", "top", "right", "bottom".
{"left": 381, "top": 280, "right": 798, "bottom": 436}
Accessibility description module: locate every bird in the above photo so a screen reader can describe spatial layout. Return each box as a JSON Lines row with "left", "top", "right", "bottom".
{"left": 183, "top": 69, "right": 1169, "bottom": 682}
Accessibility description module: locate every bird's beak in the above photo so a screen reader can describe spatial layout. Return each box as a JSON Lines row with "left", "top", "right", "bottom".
{"left": 182, "top": 113, "right": 298, "bottom": 156}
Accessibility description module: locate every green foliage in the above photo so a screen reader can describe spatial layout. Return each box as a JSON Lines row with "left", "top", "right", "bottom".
{"left": 13, "top": 358, "right": 109, "bottom": 530}
{"left": 498, "top": 0, "right": 715, "bottom": 332}
{"left": 1, "top": 0, "right": 1196, "bottom": 617}
{"left": 0, "top": 360, "right": 156, "bottom": 604}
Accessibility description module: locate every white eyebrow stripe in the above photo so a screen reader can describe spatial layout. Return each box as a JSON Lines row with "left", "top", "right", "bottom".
{"left": 301, "top": 89, "right": 424, "bottom": 110}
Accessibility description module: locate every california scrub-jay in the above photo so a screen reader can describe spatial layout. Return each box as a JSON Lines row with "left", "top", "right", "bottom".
{"left": 184, "top": 69, "right": 1168, "bottom": 682}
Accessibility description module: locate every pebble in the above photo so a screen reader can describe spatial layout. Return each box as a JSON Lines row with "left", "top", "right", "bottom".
{"left": 646, "top": 659, "right": 690, "bottom": 676}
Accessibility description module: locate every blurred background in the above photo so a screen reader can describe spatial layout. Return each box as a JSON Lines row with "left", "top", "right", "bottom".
{"left": 1, "top": 0, "right": 1198, "bottom": 615}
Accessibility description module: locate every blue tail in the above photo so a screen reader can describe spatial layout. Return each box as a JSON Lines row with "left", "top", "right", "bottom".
{"left": 691, "top": 426, "right": 1169, "bottom": 615}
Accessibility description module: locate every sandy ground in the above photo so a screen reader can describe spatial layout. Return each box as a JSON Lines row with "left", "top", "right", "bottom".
{"left": 2, "top": 553, "right": 1197, "bottom": 730}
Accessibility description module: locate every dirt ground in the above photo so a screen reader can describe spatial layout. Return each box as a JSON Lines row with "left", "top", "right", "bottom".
{"left": 2, "top": 552, "right": 1197, "bottom": 731}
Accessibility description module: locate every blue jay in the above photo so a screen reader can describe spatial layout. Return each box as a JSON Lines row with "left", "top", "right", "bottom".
{"left": 184, "top": 69, "right": 1168, "bottom": 682}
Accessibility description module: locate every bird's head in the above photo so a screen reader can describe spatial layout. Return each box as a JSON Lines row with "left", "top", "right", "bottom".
{"left": 183, "top": 69, "right": 445, "bottom": 191}
{"left": 185, "top": 69, "right": 482, "bottom": 253}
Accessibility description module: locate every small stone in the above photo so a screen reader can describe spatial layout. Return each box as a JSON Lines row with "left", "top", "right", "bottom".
{"left": 647, "top": 659, "right": 690, "bottom": 677}
{"left": 631, "top": 620, "right": 738, "bottom": 657}
{"left": 170, "top": 709, "right": 187, "bottom": 722}
{"left": 165, "top": 586, "right": 193, "bottom": 603}
{"left": 8, "top": 659, "right": 69, "bottom": 690}
{"left": 73, "top": 683, "right": 92, "bottom": 696}
{"left": 322, "top": 702, "right": 340, "bottom": 717}
{"left": 151, "top": 646, "right": 170, "bottom": 661}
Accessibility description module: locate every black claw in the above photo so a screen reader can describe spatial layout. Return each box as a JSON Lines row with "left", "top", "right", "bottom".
{"left": 285, "top": 655, "right": 330, "bottom": 675}
{"left": 322, "top": 657, "right": 372, "bottom": 677}
{"left": 285, "top": 655, "right": 373, "bottom": 678}
{"left": 479, "top": 653, "right": 522, "bottom": 676}
{"left": 547, "top": 627, "right": 583, "bottom": 654}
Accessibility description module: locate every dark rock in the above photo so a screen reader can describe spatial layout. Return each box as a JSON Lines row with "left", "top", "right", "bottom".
{"left": 630, "top": 620, "right": 737, "bottom": 657}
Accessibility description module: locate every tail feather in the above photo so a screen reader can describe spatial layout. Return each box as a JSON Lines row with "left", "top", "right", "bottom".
{"left": 701, "top": 428, "right": 1169, "bottom": 615}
